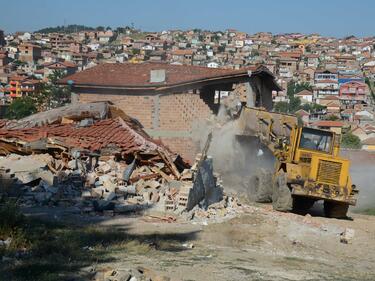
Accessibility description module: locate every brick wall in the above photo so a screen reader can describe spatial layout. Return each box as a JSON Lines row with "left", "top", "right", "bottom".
{"left": 159, "top": 92, "right": 213, "bottom": 131}
{"left": 78, "top": 93, "right": 155, "bottom": 129}
{"left": 77, "top": 90, "right": 215, "bottom": 162}
{"left": 160, "top": 137, "right": 196, "bottom": 163}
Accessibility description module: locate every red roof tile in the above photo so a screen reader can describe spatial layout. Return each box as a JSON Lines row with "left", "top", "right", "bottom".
{"left": 0, "top": 120, "right": 7, "bottom": 129}
{"left": 172, "top": 49, "right": 194, "bottom": 56}
{"left": 0, "top": 117, "right": 167, "bottom": 155}
{"left": 312, "top": 120, "right": 344, "bottom": 127}
{"left": 58, "top": 62, "right": 262, "bottom": 89}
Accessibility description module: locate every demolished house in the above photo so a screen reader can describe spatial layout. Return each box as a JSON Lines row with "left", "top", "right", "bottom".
{"left": 58, "top": 63, "right": 281, "bottom": 161}
{"left": 0, "top": 102, "right": 231, "bottom": 218}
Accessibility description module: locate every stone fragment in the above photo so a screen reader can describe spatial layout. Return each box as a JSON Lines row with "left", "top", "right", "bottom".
{"left": 340, "top": 228, "right": 355, "bottom": 244}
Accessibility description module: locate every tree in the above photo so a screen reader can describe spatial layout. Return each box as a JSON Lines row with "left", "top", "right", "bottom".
{"left": 288, "top": 96, "right": 301, "bottom": 113}
{"left": 287, "top": 81, "right": 312, "bottom": 98}
{"left": 34, "top": 70, "right": 71, "bottom": 111}
{"left": 273, "top": 101, "right": 289, "bottom": 113}
{"left": 341, "top": 132, "right": 361, "bottom": 149}
{"left": 12, "top": 60, "right": 27, "bottom": 67}
{"left": 115, "top": 27, "right": 125, "bottom": 34}
{"left": 301, "top": 103, "right": 325, "bottom": 113}
{"left": 251, "top": 49, "right": 260, "bottom": 57}
{"left": 274, "top": 97, "right": 301, "bottom": 114}
{"left": 217, "top": 45, "right": 226, "bottom": 53}
{"left": 6, "top": 96, "right": 37, "bottom": 119}
{"left": 36, "top": 24, "right": 95, "bottom": 34}
{"left": 211, "top": 34, "right": 220, "bottom": 42}
{"left": 96, "top": 26, "right": 105, "bottom": 31}
{"left": 325, "top": 114, "right": 339, "bottom": 121}
{"left": 132, "top": 48, "right": 140, "bottom": 55}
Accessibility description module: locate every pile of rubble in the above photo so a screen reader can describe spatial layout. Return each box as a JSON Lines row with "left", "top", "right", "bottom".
{"left": 0, "top": 102, "right": 230, "bottom": 219}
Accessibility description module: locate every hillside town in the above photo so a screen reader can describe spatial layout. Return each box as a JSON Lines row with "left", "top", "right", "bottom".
{"left": 0, "top": 26, "right": 374, "bottom": 150}
{"left": 1, "top": 22, "right": 375, "bottom": 281}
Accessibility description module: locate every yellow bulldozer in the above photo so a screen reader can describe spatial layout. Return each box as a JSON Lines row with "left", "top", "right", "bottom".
{"left": 238, "top": 106, "right": 358, "bottom": 218}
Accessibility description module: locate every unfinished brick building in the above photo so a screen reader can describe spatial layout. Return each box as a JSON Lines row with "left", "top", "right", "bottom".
{"left": 59, "top": 63, "right": 280, "bottom": 161}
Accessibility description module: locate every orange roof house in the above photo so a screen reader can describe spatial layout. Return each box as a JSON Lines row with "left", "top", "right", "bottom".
{"left": 59, "top": 63, "right": 281, "bottom": 161}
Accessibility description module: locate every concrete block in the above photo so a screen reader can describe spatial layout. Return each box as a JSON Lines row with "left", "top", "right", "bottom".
{"left": 37, "top": 170, "right": 57, "bottom": 186}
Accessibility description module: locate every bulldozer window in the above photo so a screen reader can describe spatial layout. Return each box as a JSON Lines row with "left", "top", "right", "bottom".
{"left": 299, "top": 128, "right": 333, "bottom": 153}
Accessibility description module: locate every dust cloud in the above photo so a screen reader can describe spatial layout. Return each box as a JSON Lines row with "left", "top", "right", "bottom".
{"left": 345, "top": 155, "right": 375, "bottom": 210}
{"left": 192, "top": 103, "right": 274, "bottom": 196}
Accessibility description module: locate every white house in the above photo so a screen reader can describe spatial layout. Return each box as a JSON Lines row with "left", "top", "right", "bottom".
{"left": 207, "top": 62, "right": 219, "bottom": 68}
{"left": 235, "top": 40, "right": 244, "bottom": 48}
{"left": 98, "top": 30, "right": 113, "bottom": 44}
{"left": 355, "top": 110, "right": 374, "bottom": 121}
{"left": 18, "top": 32, "right": 31, "bottom": 41}
{"left": 141, "top": 45, "right": 155, "bottom": 51}
{"left": 295, "top": 89, "right": 314, "bottom": 103}
{"left": 244, "top": 39, "right": 253, "bottom": 45}
{"left": 87, "top": 43, "right": 100, "bottom": 51}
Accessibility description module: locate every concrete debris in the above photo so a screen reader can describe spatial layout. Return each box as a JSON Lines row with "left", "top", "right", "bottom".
{"left": 340, "top": 228, "right": 355, "bottom": 244}
{"left": 182, "top": 243, "right": 194, "bottom": 249}
{"left": 0, "top": 103, "right": 230, "bottom": 219}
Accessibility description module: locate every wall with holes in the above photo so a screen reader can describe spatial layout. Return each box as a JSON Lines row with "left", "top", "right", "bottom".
{"left": 77, "top": 90, "right": 215, "bottom": 162}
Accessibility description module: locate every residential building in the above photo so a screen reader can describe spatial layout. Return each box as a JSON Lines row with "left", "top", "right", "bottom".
{"left": 339, "top": 81, "right": 369, "bottom": 107}
{"left": 299, "top": 67, "right": 315, "bottom": 83}
{"left": 0, "top": 51, "right": 8, "bottom": 71}
{"left": 8, "top": 76, "right": 40, "bottom": 99}
{"left": 313, "top": 69, "right": 339, "bottom": 98}
{"left": 351, "top": 124, "right": 375, "bottom": 141}
{"left": 43, "top": 61, "right": 78, "bottom": 77}
{"left": 97, "top": 30, "right": 113, "bottom": 44}
{"left": 171, "top": 49, "right": 194, "bottom": 64}
{"left": 295, "top": 109, "right": 310, "bottom": 124}
{"left": 311, "top": 120, "right": 344, "bottom": 134}
{"left": 295, "top": 89, "right": 313, "bottom": 103}
{"left": 59, "top": 63, "right": 280, "bottom": 161}
{"left": 306, "top": 54, "right": 319, "bottom": 68}
{"left": 277, "top": 57, "right": 298, "bottom": 79}
{"left": 318, "top": 96, "right": 341, "bottom": 116}
{"left": 362, "top": 137, "right": 375, "bottom": 150}
{"left": 18, "top": 43, "right": 42, "bottom": 62}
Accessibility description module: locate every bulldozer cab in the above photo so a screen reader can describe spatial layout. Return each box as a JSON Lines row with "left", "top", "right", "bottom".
{"left": 293, "top": 127, "right": 341, "bottom": 163}
{"left": 299, "top": 127, "right": 333, "bottom": 153}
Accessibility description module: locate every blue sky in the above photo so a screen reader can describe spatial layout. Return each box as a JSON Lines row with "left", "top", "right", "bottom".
{"left": 0, "top": 0, "right": 374, "bottom": 37}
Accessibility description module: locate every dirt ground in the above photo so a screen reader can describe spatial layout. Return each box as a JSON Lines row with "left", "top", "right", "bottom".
{"left": 19, "top": 150, "right": 375, "bottom": 281}
{"left": 69, "top": 202, "right": 372, "bottom": 281}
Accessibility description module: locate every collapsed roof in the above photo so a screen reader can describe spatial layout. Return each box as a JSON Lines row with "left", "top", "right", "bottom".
{"left": 0, "top": 102, "right": 178, "bottom": 161}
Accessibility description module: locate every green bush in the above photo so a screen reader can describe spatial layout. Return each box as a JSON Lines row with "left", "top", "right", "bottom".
{"left": 341, "top": 132, "right": 362, "bottom": 149}
{"left": 6, "top": 96, "right": 37, "bottom": 119}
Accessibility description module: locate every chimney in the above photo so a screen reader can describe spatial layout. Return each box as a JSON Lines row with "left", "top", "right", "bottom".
{"left": 150, "top": 69, "right": 166, "bottom": 83}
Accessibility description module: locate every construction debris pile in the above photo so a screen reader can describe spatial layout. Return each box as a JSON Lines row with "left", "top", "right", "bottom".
{"left": 0, "top": 102, "right": 229, "bottom": 218}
